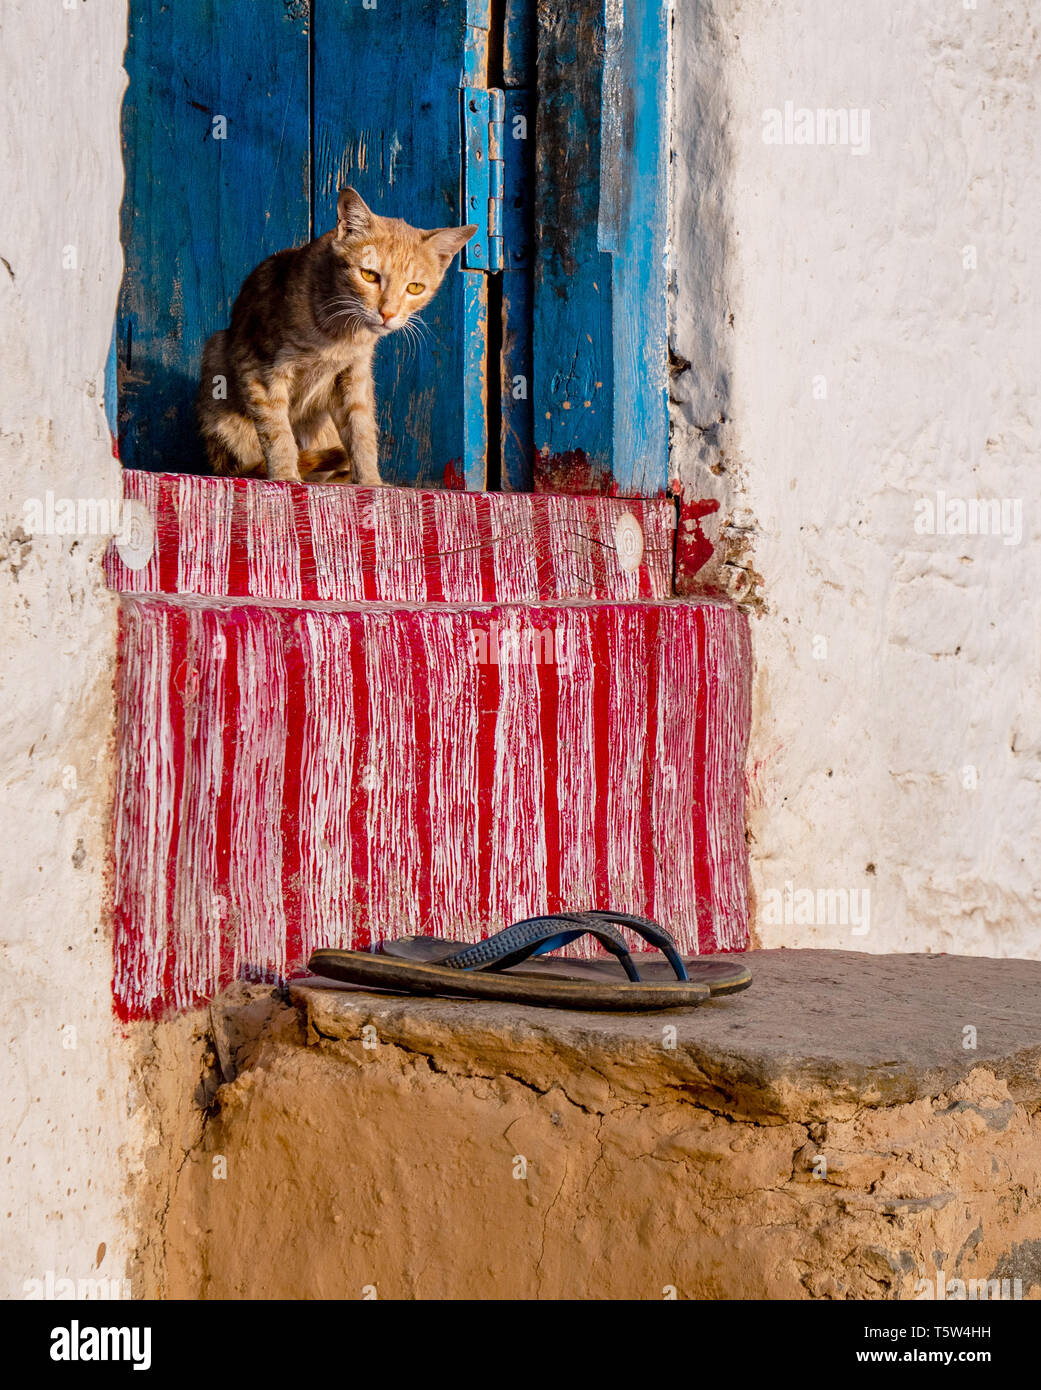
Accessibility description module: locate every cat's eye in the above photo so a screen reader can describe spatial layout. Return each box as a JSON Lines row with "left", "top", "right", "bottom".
{"left": 406, "top": 282, "right": 425, "bottom": 295}
{"left": 359, "top": 268, "right": 380, "bottom": 283}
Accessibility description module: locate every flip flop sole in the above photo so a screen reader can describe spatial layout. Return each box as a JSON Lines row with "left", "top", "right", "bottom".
{"left": 307, "top": 949, "right": 712, "bottom": 1011}
{"left": 382, "top": 937, "right": 753, "bottom": 997}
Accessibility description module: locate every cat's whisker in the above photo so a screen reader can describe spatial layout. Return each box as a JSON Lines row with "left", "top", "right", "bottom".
{"left": 396, "top": 321, "right": 422, "bottom": 363}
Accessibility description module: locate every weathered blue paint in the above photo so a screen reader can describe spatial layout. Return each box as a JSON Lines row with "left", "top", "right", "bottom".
{"left": 532, "top": 0, "right": 669, "bottom": 495}
{"left": 464, "top": 0, "right": 492, "bottom": 86}
{"left": 118, "top": 1, "right": 310, "bottom": 472}
{"left": 500, "top": 87, "right": 534, "bottom": 491}
{"left": 118, "top": 0, "right": 665, "bottom": 496}
{"left": 104, "top": 324, "right": 119, "bottom": 444}
{"left": 462, "top": 274, "right": 489, "bottom": 490}
{"left": 487, "top": 88, "right": 505, "bottom": 272}
{"left": 600, "top": 0, "right": 669, "bottom": 493}
{"left": 463, "top": 85, "right": 504, "bottom": 272}
{"left": 313, "top": 0, "right": 486, "bottom": 487}
{"left": 503, "top": 0, "right": 534, "bottom": 87}
{"left": 462, "top": 88, "right": 493, "bottom": 272}
{"left": 532, "top": 0, "right": 615, "bottom": 490}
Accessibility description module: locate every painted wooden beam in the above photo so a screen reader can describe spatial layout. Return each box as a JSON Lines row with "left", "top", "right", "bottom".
{"left": 104, "top": 471, "right": 677, "bottom": 603}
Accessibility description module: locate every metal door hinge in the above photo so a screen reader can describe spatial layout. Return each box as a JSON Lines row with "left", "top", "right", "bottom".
{"left": 462, "top": 87, "right": 504, "bottom": 272}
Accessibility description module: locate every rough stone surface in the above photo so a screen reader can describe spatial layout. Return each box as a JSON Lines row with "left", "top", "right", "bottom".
{"left": 155, "top": 952, "right": 1041, "bottom": 1299}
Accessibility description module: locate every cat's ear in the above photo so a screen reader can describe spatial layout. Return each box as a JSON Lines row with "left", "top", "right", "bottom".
{"left": 337, "top": 188, "right": 373, "bottom": 240}
{"left": 423, "top": 224, "right": 479, "bottom": 270}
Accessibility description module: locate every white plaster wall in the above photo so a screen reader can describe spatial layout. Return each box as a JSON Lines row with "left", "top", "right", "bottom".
{"left": 671, "top": 1, "right": 1041, "bottom": 955}
{"left": 0, "top": 1, "right": 137, "bottom": 1298}
{"left": 2, "top": 0, "right": 1037, "bottom": 1304}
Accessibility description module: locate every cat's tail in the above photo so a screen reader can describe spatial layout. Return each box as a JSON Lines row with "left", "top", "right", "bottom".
{"left": 297, "top": 446, "right": 351, "bottom": 479}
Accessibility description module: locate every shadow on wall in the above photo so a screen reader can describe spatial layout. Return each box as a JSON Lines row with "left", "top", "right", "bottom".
{"left": 117, "top": 361, "right": 209, "bottom": 474}
{"left": 669, "top": 0, "right": 759, "bottom": 605}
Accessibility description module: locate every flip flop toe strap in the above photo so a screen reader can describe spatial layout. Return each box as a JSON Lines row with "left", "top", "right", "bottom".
{"left": 578, "top": 910, "right": 691, "bottom": 982}
{"left": 442, "top": 914, "right": 642, "bottom": 982}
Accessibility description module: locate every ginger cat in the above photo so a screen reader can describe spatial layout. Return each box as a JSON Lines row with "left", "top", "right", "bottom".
{"left": 197, "top": 188, "right": 476, "bottom": 485}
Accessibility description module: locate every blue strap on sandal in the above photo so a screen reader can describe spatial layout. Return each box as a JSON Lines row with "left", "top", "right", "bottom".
{"left": 576, "top": 910, "right": 691, "bottom": 982}
{"left": 442, "top": 913, "right": 642, "bottom": 981}
{"left": 441, "top": 911, "right": 692, "bottom": 983}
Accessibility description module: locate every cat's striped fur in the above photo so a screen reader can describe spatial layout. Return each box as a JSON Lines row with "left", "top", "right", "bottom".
{"left": 197, "top": 188, "right": 476, "bottom": 485}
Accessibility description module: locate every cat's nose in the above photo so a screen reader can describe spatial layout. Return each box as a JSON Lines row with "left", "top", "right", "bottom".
{"left": 380, "top": 309, "right": 394, "bottom": 324}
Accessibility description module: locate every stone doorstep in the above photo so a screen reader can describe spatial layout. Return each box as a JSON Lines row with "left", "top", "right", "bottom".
{"left": 164, "top": 947, "right": 1041, "bottom": 1299}
{"left": 290, "top": 948, "right": 1041, "bottom": 1124}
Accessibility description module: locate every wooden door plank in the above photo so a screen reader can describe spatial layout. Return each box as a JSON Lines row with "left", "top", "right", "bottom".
{"left": 118, "top": 0, "right": 310, "bottom": 471}
{"left": 312, "top": 0, "right": 489, "bottom": 489}
{"left": 503, "top": 0, "right": 534, "bottom": 86}
{"left": 501, "top": 87, "right": 534, "bottom": 490}
{"left": 533, "top": 0, "right": 615, "bottom": 492}
{"left": 533, "top": 0, "right": 669, "bottom": 496}
{"left": 599, "top": 0, "right": 669, "bottom": 494}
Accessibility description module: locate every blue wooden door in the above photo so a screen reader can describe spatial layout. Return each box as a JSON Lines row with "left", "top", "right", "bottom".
{"left": 118, "top": 2, "right": 311, "bottom": 474}
{"left": 310, "top": 0, "right": 490, "bottom": 489}
{"left": 118, "top": 0, "right": 489, "bottom": 487}
{"left": 117, "top": 1, "right": 668, "bottom": 496}
{"left": 531, "top": 0, "right": 669, "bottom": 496}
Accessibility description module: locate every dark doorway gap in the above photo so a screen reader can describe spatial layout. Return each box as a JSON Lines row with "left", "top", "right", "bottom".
{"left": 485, "top": 0, "right": 507, "bottom": 491}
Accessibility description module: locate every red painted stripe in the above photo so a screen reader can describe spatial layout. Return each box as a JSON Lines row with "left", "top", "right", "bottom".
{"left": 279, "top": 614, "right": 306, "bottom": 978}
{"left": 346, "top": 611, "right": 374, "bottom": 949}
{"left": 691, "top": 608, "right": 716, "bottom": 953}
{"left": 535, "top": 610, "right": 561, "bottom": 914}
{"left": 640, "top": 602, "right": 663, "bottom": 931}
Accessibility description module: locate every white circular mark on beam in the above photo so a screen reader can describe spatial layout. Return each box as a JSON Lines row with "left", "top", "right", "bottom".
{"left": 614, "top": 511, "right": 644, "bottom": 572}
{"left": 115, "top": 499, "right": 155, "bottom": 572}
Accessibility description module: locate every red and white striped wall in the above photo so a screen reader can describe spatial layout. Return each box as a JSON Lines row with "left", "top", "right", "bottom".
{"left": 106, "top": 474, "right": 751, "bottom": 1020}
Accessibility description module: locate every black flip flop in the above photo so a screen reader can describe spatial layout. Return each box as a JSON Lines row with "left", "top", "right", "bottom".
{"left": 307, "top": 911, "right": 751, "bottom": 1012}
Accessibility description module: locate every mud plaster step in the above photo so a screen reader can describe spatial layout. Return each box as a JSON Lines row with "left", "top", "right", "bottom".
{"left": 292, "top": 948, "right": 1041, "bottom": 1123}
{"left": 161, "top": 948, "right": 1041, "bottom": 1298}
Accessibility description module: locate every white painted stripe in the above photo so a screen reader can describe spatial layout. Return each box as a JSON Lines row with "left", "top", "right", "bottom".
{"left": 308, "top": 487, "right": 365, "bottom": 601}
{"left": 556, "top": 608, "right": 598, "bottom": 912}
{"left": 595, "top": 498, "right": 641, "bottom": 600}
{"left": 172, "top": 608, "right": 226, "bottom": 1007}
{"left": 605, "top": 607, "right": 648, "bottom": 913}
{"left": 704, "top": 606, "right": 749, "bottom": 949}
{"left": 373, "top": 487, "right": 427, "bottom": 603}
{"left": 488, "top": 609, "right": 548, "bottom": 931}
{"left": 652, "top": 607, "right": 699, "bottom": 950}
{"left": 298, "top": 613, "right": 357, "bottom": 958}
{"left": 643, "top": 499, "right": 675, "bottom": 600}
{"left": 229, "top": 614, "right": 288, "bottom": 981}
{"left": 177, "top": 475, "right": 232, "bottom": 595}
{"left": 491, "top": 495, "right": 540, "bottom": 602}
{"left": 113, "top": 601, "right": 174, "bottom": 1011}
{"left": 246, "top": 485, "right": 301, "bottom": 600}
{"left": 430, "top": 491, "right": 483, "bottom": 603}
{"left": 363, "top": 612, "right": 421, "bottom": 932}
{"left": 420, "top": 611, "right": 482, "bottom": 937}
{"left": 113, "top": 470, "right": 162, "bottom": 594}
{"left": 549, "top": 496, "right": 596, "bottom": 599}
